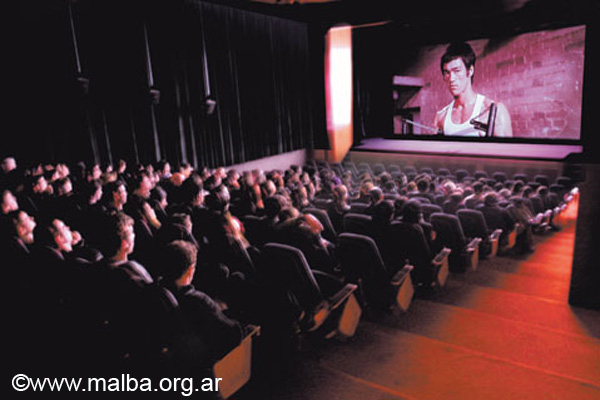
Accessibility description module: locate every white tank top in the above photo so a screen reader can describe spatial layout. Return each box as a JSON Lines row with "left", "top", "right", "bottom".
{"left": 443, "top": 94, "right": 485, "bottom": 137}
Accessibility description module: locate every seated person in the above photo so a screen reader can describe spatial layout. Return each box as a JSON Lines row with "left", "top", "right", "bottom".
{"left": 160, "top": 240, "right": 244, "bottom": 373}
{"left": 275, "top": 205, "right": 338, "bottom": 274}
{"left": 400, "top": 199, "right": 436, "bottom": 251}
{"left": 328, "top": 184, "right": 351, "bottom": 234}
{"left": 479, "top": 192, "right": 516, "bottom": 247}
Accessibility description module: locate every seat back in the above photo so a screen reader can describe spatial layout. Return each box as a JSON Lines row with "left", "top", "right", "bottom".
{"left": 349, "top": 202, "right": 370, "bottom": 214}
{"left": 457, "top": 209, "right": 489, "bottom": 240}
{"left": 409, "top": 195, "right": 431, "bottom": 204}
{"left": 389, "top": 221, "right": 433, "bottom": 284}
{"left": 434, "top": 194, "right": 447, "bottom": 206}
{"left": 457, "top": 209, "right": 492, "bottom": 257}
{"left": 492, "top": 172, "right": 507, "bottom": 183}
{"left": 403, "top": 165, "right": 417, "bottom": 176}
{"left": 337, "top": 233, "right": 387, "bottom": 283}
{"left": 437, "top": 168, "right": 451, "bottom": 176}
{"left": 304, "top": 207, "right": 337, "bottom": 242}
{"left": 262, "top": 243, "right": 323, "bottom": 311}
{"left": 474, "top": 170, "right": 488, "bottom": 180}
{"left": 530, "top": 196, "right": 545, "bottom": 214}
{"left": 421, "top": 204, "right": 443, "bottom": 222}
{"left": 513, "top": 173, "right": 528, "bottom": 183}
{"left": 455, "top": 169, "right": 470, "bottom": 182}
{"left": 312, "top": 198, "right": 333, "bottom": 210}
{"left": 372, "top": 163, "right": 386, "bottom": 176}
{"left": 240, "top": 215, "right": 269, "bottom": 246}
{"left": 337, "top": 233, "right": 390, "bottom": 306}
{"left": 430, "top": 213, "right": 468, "bottom": 271}
{"left": 534, "top": 174, "right": 550, "bottom": 187}
{"left": 342, "top": 213, "right": 373, "bottom": 237}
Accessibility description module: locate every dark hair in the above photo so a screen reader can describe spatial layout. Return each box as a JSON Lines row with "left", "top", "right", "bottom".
{"left": 150, "top": 185, "right": 167, "bottom": 203}
{"left": 33, "top": 218, "right": 59, "bottom": 248}
{"left": 82, "top": 180, "right": 102, "bottom": 201}
{"left": 441, "top": 42, "right": 476, "bottom": 82}
{"left": 484, "top": 192, "right": 499, "bottom": 207}
{"left": 401, "top": 199, "right": 422, "bottom": 223}
{"left": 161, "top": 240, "right": 198, "bottom": 283}
{"left": 96, "top": 212, "right": 134, "bottom": 257}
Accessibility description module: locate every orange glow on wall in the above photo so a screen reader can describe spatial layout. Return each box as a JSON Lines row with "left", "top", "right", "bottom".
{"left": 325, "top": 25, "right": 353, "bottom": 163}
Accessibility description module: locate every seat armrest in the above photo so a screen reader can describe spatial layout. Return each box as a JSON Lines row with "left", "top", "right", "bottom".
{"left": 433, "top": 247, "right": 451, "bottom": 265}
{"left": 465, "top": 237, "right": 482, "bottom": 253}
{"left": 390, "top": 264, "right": 413, "bottom": 287}
{"left": 328, "top": 283, "right": 358, "bottom": 310}
{"left": 489, "top": 229, "right": 502, "bottom": 241}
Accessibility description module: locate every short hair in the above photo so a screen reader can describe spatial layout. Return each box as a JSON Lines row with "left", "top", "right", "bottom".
{"left": 161, "top": 240, "right": 198, "bottom": 283}
{"left": 33, "top": 217, "right": 60, "bottom": 248}
{"left": 264, "top": 194, "right": 287, "bottom": 219}
{"left": 401, "top": 199, "right": 422, "bottom": 223}
{"left": 150, "top": 185, "right": 167, "bottom": 203}
{"left": 369, "top": 187, "right": 383, "bottom": 202}
{"left": 441, "top": 42, "right": 476, "bottom": 82}
{"left": 484, "top": 192, "right": 499, "bottom": 207}
{"left": 82, "top": 180, "right": 102, "bottom": 200}
{"left": 96, "top": 212, "right": 134, "bottom": 257}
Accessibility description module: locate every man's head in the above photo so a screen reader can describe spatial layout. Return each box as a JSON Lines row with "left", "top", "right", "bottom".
{"left": 8, "top": 210, "right": 36, "bottom": 244}
{"left": 105, "top": 180, "right": 128, "bottom": 208}
{"left": 162, "top": 240, "right": 198, "bottom": 286}
{"left": 441, "top": 42, "right": 476, "bottom": 97}
{"left": 2, "top": 189, "right": 19, "bottom": 214}
{"left": 401, "top": 199, "right": 423, "bottom": 224}
{"left": 35, "top": 218, "right": 73, "bottom": 252}
{"left": 132, "top": 172, "right": 153, "bottom": 198}
{"left": 484, "top": 192, "right": 499, "bottom": 207}
{"left": 97, "top": 212, "right": 135, "bottom": 258}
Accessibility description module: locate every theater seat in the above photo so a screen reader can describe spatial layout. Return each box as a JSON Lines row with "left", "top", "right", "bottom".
{"left": 421, "top": 204, "right": 442, "bottom": 222}
{"left": 492, "top": 172, "right": 507, "bottom": 183}
{"left": 241, "top": 215, "right": 269, "bottom": 246}
{"left": 534, "top": 174, "right": 550, "bottom": 187}
{"left": 457, "top": 209, "right": 502, "bottom": 258}
{"left": 437, "top": 168, "right": 451, "bottom": 177}
{"left": 337, "top": 233, "right": 415, "bottom": 311}
{"left": 387, "top": 164, "right": 401, "bottom": 173}
{"left": 455, "top": 169, "right": 470, "bottom": 182}
{"left": 513, "top": 173, "right": 528, "bottom": 183}
{"left": 430, "top": 213, "right": 481, "bottom": 272}
{"left": 389, "top": 221, "right": 452, "bottom": 288}
{"left": 349, "top": 202, "right": 370, "bottom": 214}
{"left": 342, "top": 213, "right": 373, "bottom": 237}
{"left": 261, "top": 243, "right": 361, "bottom": 338}
{"left": 213, "top": 326, "right": 261, "bottom": 400}
{"left": 372, "top": 163, "right": 386, "bottom": 176}
{"left": 303, "top": 207, "right": 338, "bottom": 243}
{"left": 312, "top": 198, "right": 333, "bottom": 210}
{"left": 474, "top": 170, "right": 488, "bottom": 180}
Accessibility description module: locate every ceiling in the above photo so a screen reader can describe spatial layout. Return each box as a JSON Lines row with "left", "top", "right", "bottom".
{"left": 211, "top": 0, "right": 598, "bottom": 30}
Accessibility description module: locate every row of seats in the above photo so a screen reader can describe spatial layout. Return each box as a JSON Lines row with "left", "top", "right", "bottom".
{"left": 2, "top": 155, "right": 577, "bottom": 398}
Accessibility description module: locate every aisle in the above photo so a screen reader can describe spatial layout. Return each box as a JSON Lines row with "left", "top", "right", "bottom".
{"left": 242, "top": 199, "right": 600, "bottom": 400}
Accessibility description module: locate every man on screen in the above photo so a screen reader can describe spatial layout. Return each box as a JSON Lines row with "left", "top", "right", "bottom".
{"left": 434, "top": 42, "right": 512, "bottom": 137}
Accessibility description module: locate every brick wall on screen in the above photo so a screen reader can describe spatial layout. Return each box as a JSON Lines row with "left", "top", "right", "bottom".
{"left": 401, "top": 25, "right": 585, "bottom": 139}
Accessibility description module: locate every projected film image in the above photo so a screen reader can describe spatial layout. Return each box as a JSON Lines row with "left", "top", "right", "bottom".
{"left": 393, "top": 25, "right": 585, "bottom": 140}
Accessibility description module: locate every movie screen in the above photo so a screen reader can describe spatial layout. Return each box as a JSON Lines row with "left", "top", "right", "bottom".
{"left": 392, "top": 25, "right": 585, "bottom": 141}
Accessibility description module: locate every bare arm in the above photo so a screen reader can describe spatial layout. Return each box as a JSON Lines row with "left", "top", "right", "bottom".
{"left": 433, "top": 108, "right": 446, "bottom": 135}
{"left": 494, "top": 102, "right": 513, "bottom": 137}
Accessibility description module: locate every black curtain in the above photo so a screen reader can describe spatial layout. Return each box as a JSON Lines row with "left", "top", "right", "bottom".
{"left": 352, "top": 26, "right": 394, "bottom": 143}
{"left": 14, "top": 0, "right": 316, "bottom": 168}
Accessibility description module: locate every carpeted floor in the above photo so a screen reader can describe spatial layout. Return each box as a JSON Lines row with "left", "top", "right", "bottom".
{"left": 239, "top": 199, "right": 600, "bottom": 400}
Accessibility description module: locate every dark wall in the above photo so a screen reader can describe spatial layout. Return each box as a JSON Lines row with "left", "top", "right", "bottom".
{"left": 13, "top": 0, "right": 319, "bottom": 169}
